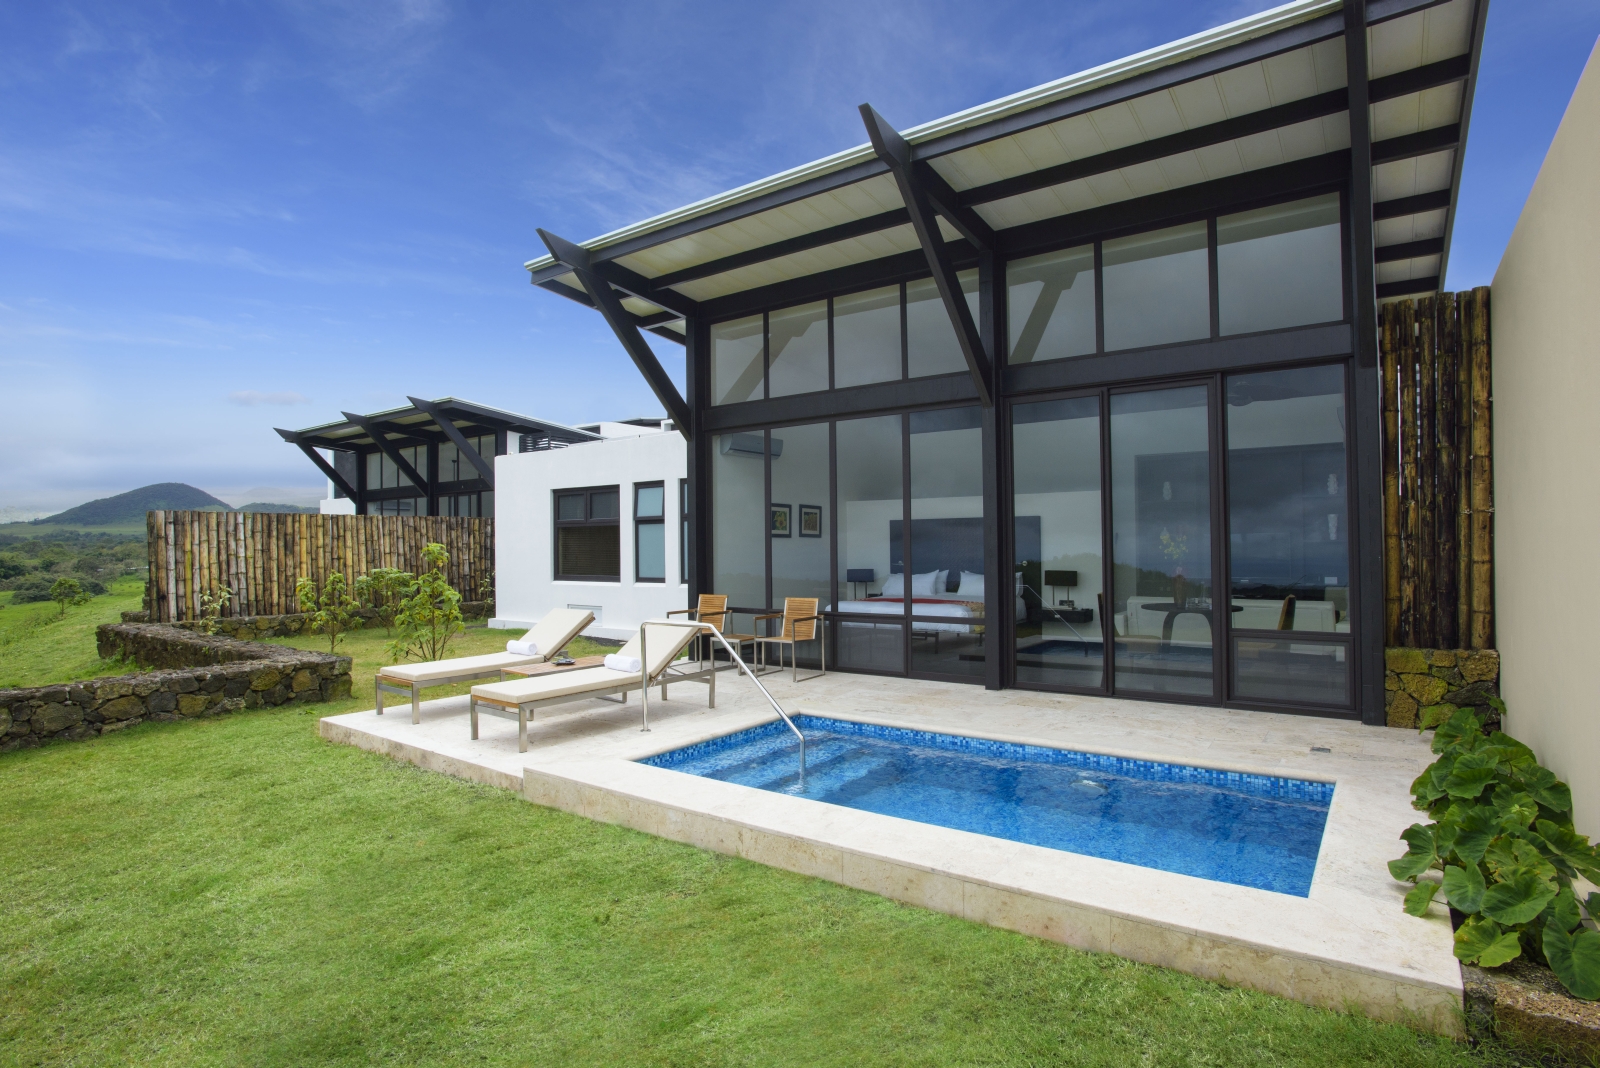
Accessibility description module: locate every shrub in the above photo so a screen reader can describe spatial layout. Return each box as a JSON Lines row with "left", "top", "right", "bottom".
{"left": 355, "top": 567, "right": 413, "bottom": 636}
{"left": 11, "top": 575, "right": 104, "bottom": 603}
{"left": 387, "top": 543, "right": 463, "bottom": 663}
{"left": 1390, "top": 699, "right": 1600, "bottom": 999}
{"left": 295, "top": 572, "right": 364, "bottom": 654}
{"left": 49, "top": 577, "right": 89, "bottom": 617}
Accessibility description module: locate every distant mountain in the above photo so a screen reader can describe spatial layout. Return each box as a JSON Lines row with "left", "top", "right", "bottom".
{"left": 235, "top": 503, "right": 317, "bottom": 514}
{"left": 38, "top": 483, "right": 233, "bottom": 526}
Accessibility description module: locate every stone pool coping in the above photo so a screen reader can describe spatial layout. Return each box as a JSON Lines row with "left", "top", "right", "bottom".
{"left": 320, "top": 676, "right": 1462, "bottom": 1035}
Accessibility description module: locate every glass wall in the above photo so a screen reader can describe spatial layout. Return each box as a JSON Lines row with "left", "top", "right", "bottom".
{"left": 905, "top": 271, "right": 979, "bottom": 379}
{"left": 1102, "top": 222, "right": 1210, "bottom": 351}
{"left": 711, "top": 432, "right": 767, "bottom": 613}
{"left": 439, "top": 435, "right": 495, "bottom": 483}
{"left": 768, "top": 301, "right": 828, "bottom": 398}
{"left": 1217, "top": 194, "right": 1343, "bottom": 335}
{"left": 1012, "top": 396, "right": 1104, "bottom": 689}
{"left": 1225, "top": 364, "right": 1350, "bottom": 705}
{"left": 834, "top": 415, "right": 904, "bottom": 673}
{"left": 1110, "top": 385, "right": 1214, "bottom": 696}
{"left": 833, "top": 286, "right": 900, "bottom": 389}
{"left": 908, "top": 407, "right": 985, "bottom": 677}
{"left": 1007, "top": 246, "right": 1096, "bottom": 364}
{"left": 769, "top": 422, "right": 831, "bottom": 607}
{"left": 712, "top": 315, "right": 764, "bottom": 405}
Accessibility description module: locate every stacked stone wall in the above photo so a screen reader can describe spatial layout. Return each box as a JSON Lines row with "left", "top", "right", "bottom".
{"left": 0, "top": 625, "right": 351, "bottom": 752}
{"left": 1384, "top": 647, "right": 1500, "bottom": 729}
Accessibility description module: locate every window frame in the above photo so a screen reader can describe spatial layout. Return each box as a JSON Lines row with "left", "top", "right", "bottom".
{"left": 679, "top": 478, "right": 689, "bottom": 585}
{"left": 553, "top": 485, "right": 622, "bottom": 582}
{"left": 633, "top": 481, "right": 666, "bottom": 584}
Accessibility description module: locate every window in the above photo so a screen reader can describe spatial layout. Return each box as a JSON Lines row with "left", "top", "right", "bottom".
{"left": 905, "top": 272, "right": 980, "bottom": 379}
{"left": 767, "top": 301, "right": 829, "bottom": 398}
{"left": 832, "top": 285, "right": 901, "bottom": 389}
{"left": 634, "top": 482, "right": 665, "bottom": 582}
{"left": 1007, "top": 245, "right": 1096, "bottom": 364}
{"left": 554, "top": 486, "right": 620, "bottom": 581}
{"left": 369, "top": 498, "right": 418, "bottom": 516}
{"left": 366, "top": 446, "right": 424, "bottom": 490}
{"left": 1217, "top": 194, "right": 1343, "bottom": 335}
{"left": 439, "top": 434, "right": 495, "bottom": 483}
{"left": 712, "top": 315, "right": 764, "bottom": 405}
{"left": 1102, "top": 221, "right": 1211, "bottom": 351}
{"left": 679, "top": 479, "right": 689, "bottom": 584}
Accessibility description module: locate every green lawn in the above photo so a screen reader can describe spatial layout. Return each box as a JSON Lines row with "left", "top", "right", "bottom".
{"left": 0, "top": 576, "right": 146, "bottom": 690}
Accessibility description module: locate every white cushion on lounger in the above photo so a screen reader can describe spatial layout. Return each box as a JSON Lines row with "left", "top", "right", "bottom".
{"left": 381, "top": 651, "right": 541, "bottom": 683}
{"left": 472, "top": 665, "right": 635, "bottom": 704}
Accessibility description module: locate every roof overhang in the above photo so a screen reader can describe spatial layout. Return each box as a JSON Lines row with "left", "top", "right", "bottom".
{"left": 526, "top": 0, "right": 1485, "bottom": 325}
{"left": 275, "top": 397, "right": 601, "bottom": 452}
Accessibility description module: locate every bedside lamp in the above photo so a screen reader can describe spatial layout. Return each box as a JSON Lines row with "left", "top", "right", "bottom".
{"left": 1044, "top": 570, "right": 1078, "bottom": 608}
{"left": 846, "top": 568, "right": 875, "bottom": 600}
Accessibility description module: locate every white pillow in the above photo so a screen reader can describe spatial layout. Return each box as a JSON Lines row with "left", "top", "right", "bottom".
{"left": 910, "top": 570, "right": 946, "bottom": 598}
{"left": 955, "top": 571, "right": 985, "bottom": 598}
{"left": 604, "top": 653, "right": 643, "bottom": 673}
{"left": 505, "top": 638, "right": 540, "bottom": 656}
{"left": 879, "top": 573, "right": 905, "bottom": 597}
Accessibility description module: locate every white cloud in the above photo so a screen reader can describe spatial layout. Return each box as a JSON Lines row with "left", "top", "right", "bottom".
{"left": 228, "top": 389, "right": 310, "bottom": 406}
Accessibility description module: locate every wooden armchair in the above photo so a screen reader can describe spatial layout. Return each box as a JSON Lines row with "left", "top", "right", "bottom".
{"left": 753, "top": 597, "right": 826, "bottom": 683}
{"left": 666, "top": 594, "right": 749, "bottom": 669}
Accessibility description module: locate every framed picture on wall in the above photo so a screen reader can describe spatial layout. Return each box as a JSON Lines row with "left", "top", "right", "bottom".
{"left": 798, "top": 504, "right": 822, "bottom": 538}
{"left": 770, "top": 503, "right": 792, "bottom": 538}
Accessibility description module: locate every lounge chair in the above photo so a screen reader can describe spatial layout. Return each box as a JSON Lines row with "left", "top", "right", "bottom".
{"left": 375, "top": 608, "right": 594, "bottom": 723}
{"left": 468, "top": 619, "right": 711, "bottom": 752}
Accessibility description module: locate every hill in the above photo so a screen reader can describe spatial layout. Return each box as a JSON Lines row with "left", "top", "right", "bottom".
{"left": 37, "top": 483, "right": 232, "bottom": 527}
{"left": 235, "top": 503, "right": 317, "bottom": 514}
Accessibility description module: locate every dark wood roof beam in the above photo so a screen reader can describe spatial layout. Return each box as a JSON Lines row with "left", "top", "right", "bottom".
{"left": 409, "top": 396, "right": 495, "bottom": 488}
{"left": 342, "top": 411, "right": 430, "bottom": 494}
{"left": 1370, "top": 123, "right": 1459, "bottom": 164}
{"left": 1376, "top": 275, "right": 1441, "bottom": 298}
{"left": 1373, "top": 188, "right": 1452, "bottom": 219}
{"left": 1374, "top": 237, "right": 1444, "bottom": 263}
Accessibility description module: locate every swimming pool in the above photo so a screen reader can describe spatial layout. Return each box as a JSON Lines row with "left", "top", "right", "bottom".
{"left": 641, "top": 716, "right": 1332, "bottom": 896}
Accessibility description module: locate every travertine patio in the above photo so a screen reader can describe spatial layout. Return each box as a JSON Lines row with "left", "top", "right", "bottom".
{"left": 320, "top": 662, "right": 1462, "bottom": 1034}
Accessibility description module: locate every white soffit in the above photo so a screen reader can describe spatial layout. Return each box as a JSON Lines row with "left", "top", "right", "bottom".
{"left": 1376, "top": 208, "right": 1448, "bottom": 245}
{"left": 1373, "top": 147, "right": 1456, "bottom": 201}
{"left": 1376, "top": 254, "right": 1443, "bottom": 283}
{"left": 1366, "top": 0, "right": 1474, "bottom": 80}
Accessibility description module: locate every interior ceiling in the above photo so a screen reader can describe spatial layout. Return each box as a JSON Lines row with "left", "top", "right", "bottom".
{"left": 531, "top": 0, "right": 1479, "bottom": 327}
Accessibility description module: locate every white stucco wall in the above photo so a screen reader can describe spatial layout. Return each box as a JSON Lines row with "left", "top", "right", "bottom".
{"left": 1490, "top": 40, "right": 1600, "bottom": 838}
{"left": 491, "top": 432, "right": 688, "bottom": 641}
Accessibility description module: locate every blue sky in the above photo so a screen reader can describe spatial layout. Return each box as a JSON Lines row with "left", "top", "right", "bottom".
{"left": 1, "top": 1, "right": 1595, "bottom": 516}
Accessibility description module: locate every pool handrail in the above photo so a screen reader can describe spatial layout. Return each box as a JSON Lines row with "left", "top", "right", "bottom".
{"left": 641, "top": 618, "right": 806, "bottom": 781}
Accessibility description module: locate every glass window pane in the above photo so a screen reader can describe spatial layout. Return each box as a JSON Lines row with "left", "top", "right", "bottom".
{"left": 637, "top": 523, "right": 666, "bottom": 581}
{"left": 558, "top": 526, "right": 619, "bottom": 578}
{"left": 1226, "top": 365, "right": 1349, "bottom": 647}
{"left": 1008, "top": 246, "right": 1096, "bottom": 364}
{"left": 556, "top": 493, "right": 585, "bottom": 521}
{"left": 833, "top": 286, "right": 900, "bottom": 388}
{"left": 634, "top": 484, "right": 664, "bottom": 518}
{"left": 713, "top": 433, "right": 767, "bottom": 614}
{"left": 906, "top": 271, "right": 979, "bottom": 378}
{"left": 836, "top": 415, "right": 904, "bottom": 673}
{"left": 712, "top": 314, "right": 764, "bottom": 405}
{"left": 1103, "top": 222, "right": 1210, "bottom": 351}
{"left": 767, "top": 301, "right": 829, "bottom": 398}
{"left": 770, "top": 423, "right": 830, "bottom": 669}
{"left": 1218, "top": 194, "right": 1343, "bottom": 335}
{"left": 589, "top": 489, "right": 619, "bottom": 520}
{"left": 908, "top": 406, "right": 985, "bottom": 678}
{"left": 1233, "top": 638, "right": 1349, "bottom": 705}
{"left": 481, "top": 491, "right": 494, "bottom": 518}
{"left": 366, "top": 453, "right": 380, "bottom": 491}
{"left": 1110, "top": 385, "right": 1213, "bottom": 696}
{"left": 1012, "top": 396, "right": 1104, "bottom": 689}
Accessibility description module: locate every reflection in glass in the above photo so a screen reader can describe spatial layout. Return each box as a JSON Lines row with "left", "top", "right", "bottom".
{"left": 712, "top": 432, "right": 767, "bottom": 617}
{"left": 1012, "top": 396, "right": 1103, "bottom": 689}
{"left": 1233, "top": 638, "right": 1349, "bottom": 705}
{"left": 1102, "top": 222, "right": 1210, "bottom": 351}
{"left": 768, "top": 301, "right": 829, "bottom": 397}
{"left": 711, "top": 315, "right": 764, "bottom": 405}
{"left": 906, "top": 271, "right": 978, "bottom": 379}
{"left": 1111, "top": 386, "right": 1213, "bottom": 695}
{"left": 1218, "top": 194, "right": 1343, "bottom": 335}
{"left": 770, "top": 422, "right": 831, "bottom": 610}
{"left": 835, "top": 415, "right": 904, "bottom": 673}
{"left": 1007, "top": 246, "right": 1096, "bottom": 363}
{"left": 833, "top": 286, "right": 901, "bottom": 388}
{"left": 1225, "top": 364, "right": 1349, "bottom": 669}
{"left": 908, "top": 407, "right": 985, "bottom": 678}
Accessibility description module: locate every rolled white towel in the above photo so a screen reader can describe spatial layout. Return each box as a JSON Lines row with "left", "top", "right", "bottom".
{"left": 604, "top": 653, "right": 643, "bottom": 674}
{"left": 505, "top": 638, "right": 540, "bottom": 656}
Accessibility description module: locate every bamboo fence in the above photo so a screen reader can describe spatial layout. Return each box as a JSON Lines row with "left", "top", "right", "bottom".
{"left": 1379, "top": 287, "right": 1493, "bottom": 649}
{"left": 145, "top": 511, "right": 493, "bottom": 622}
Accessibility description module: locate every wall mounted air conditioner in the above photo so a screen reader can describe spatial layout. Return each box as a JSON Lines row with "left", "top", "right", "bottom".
{"left": 718, "top": 433, "right": 783, "bottom": 459}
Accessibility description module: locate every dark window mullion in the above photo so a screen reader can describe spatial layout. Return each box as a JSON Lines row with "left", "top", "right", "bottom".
{"left": 1207, "top": 217, "right": 1221, "bottom": 341}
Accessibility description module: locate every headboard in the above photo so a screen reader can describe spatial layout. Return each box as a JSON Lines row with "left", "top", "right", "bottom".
{"left": 889, "top": 517, "right": 1041, "bottom": 592}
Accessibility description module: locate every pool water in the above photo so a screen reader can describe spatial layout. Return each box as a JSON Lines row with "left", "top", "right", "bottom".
{"left": 641, "top": 716, "right": 1332, "bottom": 896}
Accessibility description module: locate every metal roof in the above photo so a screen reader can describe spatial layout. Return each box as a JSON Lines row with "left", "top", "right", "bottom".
{"left": 526, "top": 0, "right": 1484, "bottom": 328}
{"left": 277, "top": 397, "right": 600, "bottom": 451}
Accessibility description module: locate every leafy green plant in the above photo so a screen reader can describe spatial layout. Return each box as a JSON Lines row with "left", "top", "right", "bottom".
{"left": 1391, "top": 698, "right": 1600, "bottom": 999}
{"left": 49, "top": 577, "right": 89, "bottom": 617}
{"left": 354, "top": 567, "right": 413, "bottom": 636}
{"left": 197, "top": 586, "right": 234, "bottom": 635}
{"left": 387, "top": 543, "right": 463, "bottom": 663}
{"left": 294, "top": 572, "right": 364, "bottom": 654}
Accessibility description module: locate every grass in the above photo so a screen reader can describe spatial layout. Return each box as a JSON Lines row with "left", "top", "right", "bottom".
{"left": 0, "top": 576, "right": 145, "bottom": 689}
{"left": 1, "top": 705, "right": 1530, "bottom": 1068}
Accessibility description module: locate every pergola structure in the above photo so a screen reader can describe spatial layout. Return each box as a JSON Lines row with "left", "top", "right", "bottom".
{"left": 524, "top": 0, "right": 1487, "bottom": 724}
{"left": 278, "top": 397, "right": 598, "bottom": 517}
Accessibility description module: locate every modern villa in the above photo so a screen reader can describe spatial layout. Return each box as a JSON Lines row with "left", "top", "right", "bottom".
{"left": 523, "top": 0, "right": 1487, "bottom": 724}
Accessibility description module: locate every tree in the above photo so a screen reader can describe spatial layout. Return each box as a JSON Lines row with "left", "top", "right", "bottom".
{"left": 49, "top": 576, "right": 88, "bottom": 617}
{"left": 388, "top": 543, "right": 464, "bottom": 663}
{"left": 355, "top": 567, "right": 413, "bottom": 636}
{"left": 295, "top": 572, "right": 364, "bottom": 654}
